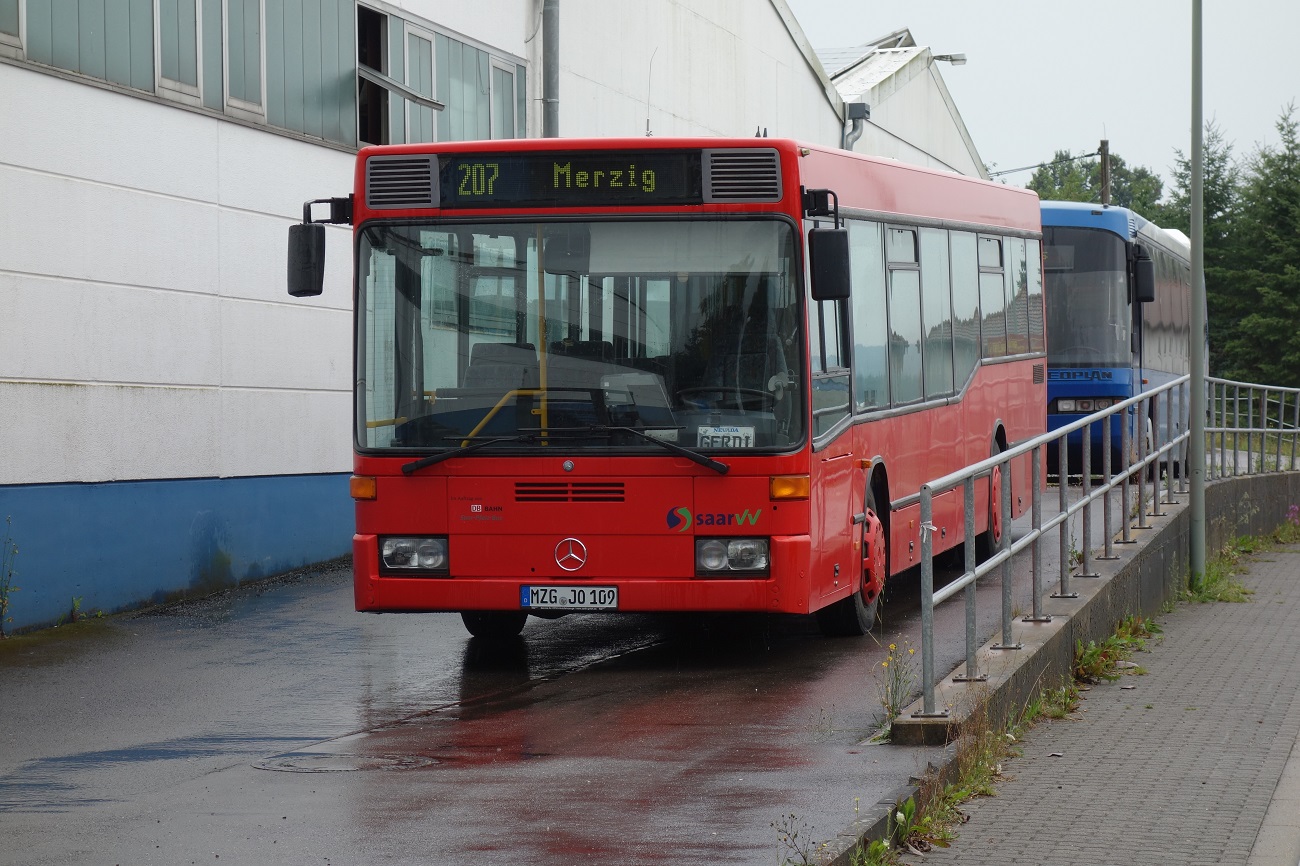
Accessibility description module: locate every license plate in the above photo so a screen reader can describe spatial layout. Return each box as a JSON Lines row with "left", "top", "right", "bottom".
{"left": 521, "top": 585, "right": 618, "bottom": 610}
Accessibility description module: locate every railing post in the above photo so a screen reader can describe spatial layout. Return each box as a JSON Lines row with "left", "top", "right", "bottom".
{"left": 1099, "top": 412, "right": 1117, "bottom": 560}
{"left": 1170, "top": 382, "right": 1180, "bottom": 499}
{"left": 995, "top": 452, "right": 1020, "bottom": 649}
{"left": 1218, "top": 382, "right": 1226, "bottom": 478}
{"left": 1178, "top": 380, "right": 1189, "bottom": 494}
{"left": 1026, "top": 444, "right": 1050, "bottom": 621}
{"left": 1079, "top": 421, "right": 1098, "bottom": 577}
{"left": 1137, "top": 397, "right": 1151, "bottom": 527}
{"left": 1119, "top": 408, "right": 1134, "bottom": 544}
{"left": 1274, "top": 391, "right": 1283, "bottom": 471}
{"left": 1245, "top": 389, "right": 1252, "bottom": 473}
{"left": 1054, "top": 437, "right": 1076, "bottom": 598}
{"left": 918, "top": 485, "right": 937, "bottom": 716}
{"left": 953, "top": 477, "right": 984, "bottom": 683}
{"left": 1284, "top": 384, "right": 1294, "bottom": 468}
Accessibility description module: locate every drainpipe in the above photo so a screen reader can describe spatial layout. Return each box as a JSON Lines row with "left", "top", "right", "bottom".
{"left": 842, "top": 102, "right": 870, "bottom": 150}
{"left": 543, "top": 0, "right": 559, "bottom": 137}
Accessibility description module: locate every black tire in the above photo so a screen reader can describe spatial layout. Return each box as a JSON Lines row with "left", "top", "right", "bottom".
{"left": 816, "top": 484, "right": 884, "bottom": 637}
{"left": 460, "top": 610, "right": 528, "bottom": 639}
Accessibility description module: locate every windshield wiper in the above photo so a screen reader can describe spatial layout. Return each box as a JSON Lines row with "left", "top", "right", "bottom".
{"left": 401, "top": 432, "right": 539, "bottom": 475}
{"left": 401, "top": 426, "right": 729, "bottom": 476}
{"left": 584, "top": 425, "right": 729, "bottom": 474}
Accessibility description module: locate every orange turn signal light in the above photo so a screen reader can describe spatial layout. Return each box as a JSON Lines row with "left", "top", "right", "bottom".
{"left": 350, "top": 475, "right": 377, "bottom": 500}
{"left": 769, "top": 475, "right": 810, "bottom": 500}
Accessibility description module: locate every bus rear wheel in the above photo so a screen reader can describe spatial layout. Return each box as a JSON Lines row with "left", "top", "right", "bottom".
{"left": 975, "top": 439, "right": 1005, "bottom": 563}
{"left": 460, "top": 610, "right": 528, "bottom": 639}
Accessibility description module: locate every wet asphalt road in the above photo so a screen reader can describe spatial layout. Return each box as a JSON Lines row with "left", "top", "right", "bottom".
{"left": 0, "top": 490, "right": 1115, "bottom": 865}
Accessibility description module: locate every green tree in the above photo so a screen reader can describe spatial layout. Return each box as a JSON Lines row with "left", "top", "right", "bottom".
{"left": 1027, "top": 149, "right": 1165, "bottom": 213}
{"left": 1161, "top": 121, "right": 1241, "bottom": 375}
{"left": 1222, "top": 106, "right": 1300, "bottom": 385}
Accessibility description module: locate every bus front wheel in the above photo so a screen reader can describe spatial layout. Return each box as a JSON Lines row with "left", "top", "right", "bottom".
{"left": 461, "top": 610, "right": 528, "bottom": 639}
{"left": 816, "top": 483, "right": 885, "bottom": 637}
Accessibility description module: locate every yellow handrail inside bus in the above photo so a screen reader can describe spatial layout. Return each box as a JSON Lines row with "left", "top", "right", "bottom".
{"left": 461, "top": 389, "right": 547, "bottom": 446}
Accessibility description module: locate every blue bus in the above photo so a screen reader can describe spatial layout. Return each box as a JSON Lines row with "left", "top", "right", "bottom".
{"left": 1042, "top": 201, "right": 1195, "bottom": 476}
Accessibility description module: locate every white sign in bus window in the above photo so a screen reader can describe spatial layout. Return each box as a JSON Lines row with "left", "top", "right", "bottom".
{"left": 697, "top": 425, "right": 756, "bottom": 448}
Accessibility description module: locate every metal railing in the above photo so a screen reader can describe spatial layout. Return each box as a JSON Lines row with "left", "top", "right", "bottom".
{"left": 913, "top": 376, "right": 1191, "bottom": 717}
{"left": 1208, "top": 377, "right": 1300, "bottom": 477}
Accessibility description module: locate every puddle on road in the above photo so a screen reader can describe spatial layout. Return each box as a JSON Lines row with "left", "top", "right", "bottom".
{"left": 254, "top": 752, "right": 439, "bottom": 772}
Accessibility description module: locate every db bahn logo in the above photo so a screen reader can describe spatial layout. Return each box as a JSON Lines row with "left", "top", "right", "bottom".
{"left": 666, "top": 507, "right": 761, "bottom": 531}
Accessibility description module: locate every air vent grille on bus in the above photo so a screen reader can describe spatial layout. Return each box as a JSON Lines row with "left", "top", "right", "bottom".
{"left": 1033, "top": 364, "right": 1045, "bottom": 384}
{"left": 515, "top": 481, "right": 626, "bottom": 503}
{"left": 702, "top": 149, "right": 782, "bottom": 202}
{"left": 366, "top": 156, "right": 437, "bottom": 209}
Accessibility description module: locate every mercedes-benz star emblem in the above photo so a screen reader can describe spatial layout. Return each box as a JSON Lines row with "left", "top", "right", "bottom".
{"left": 554, "top": 538, "right": 588, "bottom": 572}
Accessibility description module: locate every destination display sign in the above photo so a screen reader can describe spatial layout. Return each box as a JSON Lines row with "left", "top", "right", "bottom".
{"left": 438, "top": 150, "right": 703, "bottom": 208}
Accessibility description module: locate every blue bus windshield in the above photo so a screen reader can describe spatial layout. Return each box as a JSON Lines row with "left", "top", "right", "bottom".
{"left": 1043, "top": 225, "right": 1130, "bottom": 368}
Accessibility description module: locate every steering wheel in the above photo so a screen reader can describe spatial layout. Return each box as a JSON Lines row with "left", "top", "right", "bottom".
{"left": 677, "top": 386, "right": 775, "bottom": 411}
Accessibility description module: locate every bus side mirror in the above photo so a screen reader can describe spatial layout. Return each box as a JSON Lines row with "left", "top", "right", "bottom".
{"left": 1133, "top": 253, "right": 1155, "bottom": 303}
{"left": 288, "top": 223, "right": 326, "bottom": 297}
{"left": 808, "top": 228, "right": 851, "bottom": 301}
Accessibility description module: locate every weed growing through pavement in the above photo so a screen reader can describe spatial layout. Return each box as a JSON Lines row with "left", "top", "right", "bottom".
{"left": 1185, "top": 536, "right": 1257, "bottom": 604}
{"left": 1074, "top": 616, "right": 1158, "bottom": 683}
{"left": 1274, "top": 504, "right": 1300, "bottom": 543}
{"left": 871, "top": 638, "right": 918, "bottom": 738}
{"left": 0, "top": 516, "right": 19, "bottom": 638}
{"left": 773, "top": 812, "right": 831, "bottom": 866}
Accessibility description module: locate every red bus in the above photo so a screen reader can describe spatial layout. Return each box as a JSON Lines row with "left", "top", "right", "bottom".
{"left": 288, "top": 137, "right": 1045, "bottom": 639}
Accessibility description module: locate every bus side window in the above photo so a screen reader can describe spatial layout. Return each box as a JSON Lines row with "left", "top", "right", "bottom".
{"left": 920, "top": 228, "right": 955, "bottom": 398}
{"left": 950, "top": 231, "right": 981, "bottom": 386}
{"left": 849, "top": 219, "right": 887, "bottom": 411}
{"left": 1027, "top": 239, "right": 1045, "bottom": 353}
{"left": 887, "top": 228, "right": 922, "bottom": 404}
{"left": 978, "top": 236, "right": 1007, "bottom": 357}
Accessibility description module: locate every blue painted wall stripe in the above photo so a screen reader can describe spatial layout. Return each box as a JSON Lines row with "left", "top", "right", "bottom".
{"left": 0, "top": 474, "right": 352, "bottom": 632}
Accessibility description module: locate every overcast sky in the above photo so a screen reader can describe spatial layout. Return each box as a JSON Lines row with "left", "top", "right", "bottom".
{"left": 782, "top": 0, "right": 1299, "bottom": 194}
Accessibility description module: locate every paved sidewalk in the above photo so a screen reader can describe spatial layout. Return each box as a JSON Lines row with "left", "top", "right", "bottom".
{"left": 909, "top": 545, "right": 1300, "bottom": 866}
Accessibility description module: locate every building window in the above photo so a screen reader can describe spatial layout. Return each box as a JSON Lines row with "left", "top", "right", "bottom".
{"left": 26, "top": 0, "right": 155, "bottom": 92}
{"left": 357, "top": 5, "right": 388, "bottom": 144}
{"left": 225, "top": 0, "right": 262, "bottom": 115}
{"left": 405, "top": 24, "right": 435, "bottom": 143}
{"left": 157, "top": 0, "right": 200, "bottom": 101}
{"left": 0, "top": 0, "right": 21, "bottom": 54}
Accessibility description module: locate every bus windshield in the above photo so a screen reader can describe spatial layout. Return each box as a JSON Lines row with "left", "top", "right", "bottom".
{"left": 356, "top": 218, "right": 804, "bottom": 454}
{"left": 1043, "top": 226, "right": 1131, "bottom": 368}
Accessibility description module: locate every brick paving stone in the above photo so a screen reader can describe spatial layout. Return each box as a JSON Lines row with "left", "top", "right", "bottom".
{"left": 907, "top": 546, "right": 1300, "bottom": 866}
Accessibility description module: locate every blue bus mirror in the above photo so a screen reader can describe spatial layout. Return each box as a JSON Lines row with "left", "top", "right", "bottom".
{"left": 1133, "top": 254, "right": 1155, "bottom": 303}
{"left": 288, "top": 223, "right": 326, "bottom": 297}
{"left": 808, "top": 228, "right": 850, "bottom": 301}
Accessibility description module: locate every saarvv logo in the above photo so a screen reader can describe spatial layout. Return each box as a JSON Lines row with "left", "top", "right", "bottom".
{"left": 667, "top": 507, "right": 693, "bottom": 532}
{"left": 666, "top": 507, "right": 763, "bottom": 530}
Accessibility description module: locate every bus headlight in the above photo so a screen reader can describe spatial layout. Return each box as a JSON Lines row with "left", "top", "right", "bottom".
{"left": 380, "top": 536, "right": 449, "bottom": 573}
{"left": 695, "top": 538, "right": 770, "bottom": 575}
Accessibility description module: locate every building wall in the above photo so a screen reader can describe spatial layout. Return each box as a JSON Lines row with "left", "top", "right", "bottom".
{"left": 858, "top": 53, "right": 984, "bottom": 177}
{"left": 553, "top": 0, "right": 843, "bottom": 143}
{"left": 0, "top": 0, "right": 848, "bottom": 632}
